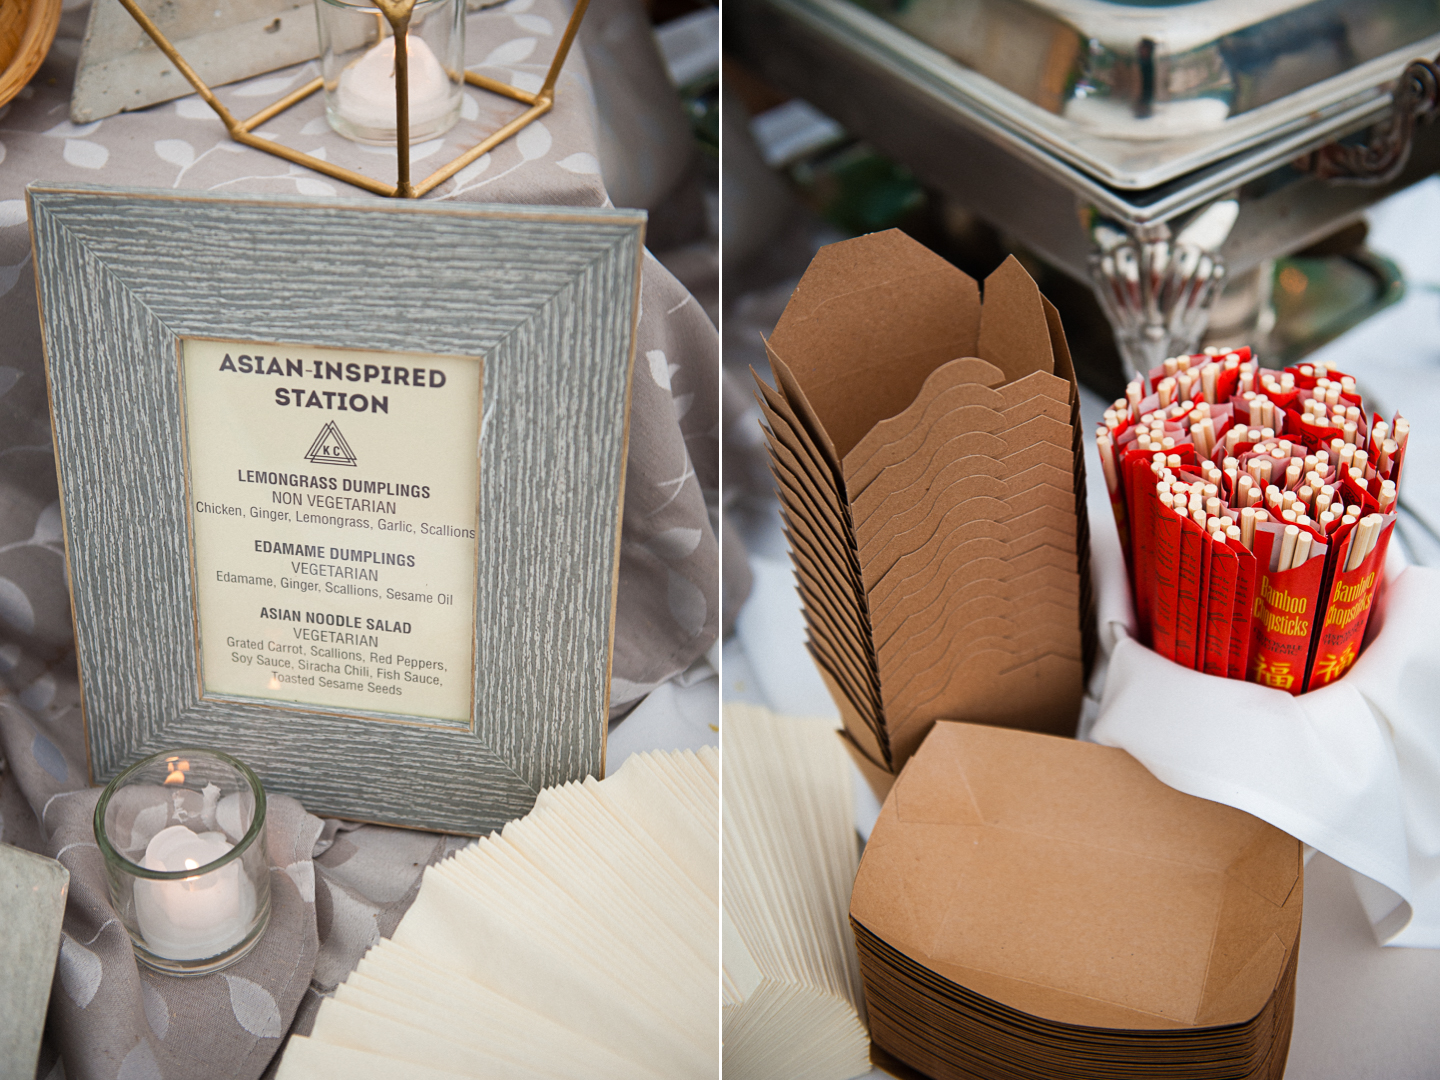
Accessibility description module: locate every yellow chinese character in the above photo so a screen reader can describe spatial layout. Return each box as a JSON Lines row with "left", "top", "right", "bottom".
{"left": 1253, "top": 657, "right": 1296, "bottom": 690}
{"left": 1312, "top": 644, "right": 1358, "bottom": 684}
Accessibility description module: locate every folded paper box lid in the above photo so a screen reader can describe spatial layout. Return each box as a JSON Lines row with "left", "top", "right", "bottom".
{"left": 851, "top": 721, "right": 1303, "bottom": 1031}
{"left": 767, "top": 230, "right": 1070, "bottom": 468}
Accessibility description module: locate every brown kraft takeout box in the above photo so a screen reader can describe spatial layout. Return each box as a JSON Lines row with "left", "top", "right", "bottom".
{"left": 850, "top": 721, "right": 1303, "bottom": 1080}
{"left": 754, "top": 230, "right": 1095, "bottom": 791}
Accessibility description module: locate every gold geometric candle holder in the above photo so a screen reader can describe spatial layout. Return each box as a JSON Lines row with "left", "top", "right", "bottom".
{"left": 114, "top": 0, "right": 591, "bottom": 198}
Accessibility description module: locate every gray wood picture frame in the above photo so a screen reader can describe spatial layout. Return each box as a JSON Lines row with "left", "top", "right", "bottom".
{"left": 28, "top": 183, "right": 644, "bottom": 835}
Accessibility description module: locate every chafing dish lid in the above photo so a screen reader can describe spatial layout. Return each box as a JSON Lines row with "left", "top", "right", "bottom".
{"left": 793, "top": 0, "right": 1440, "bottom": 187}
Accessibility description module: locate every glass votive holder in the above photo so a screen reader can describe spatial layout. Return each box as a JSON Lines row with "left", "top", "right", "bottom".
{"left": 94, "top": 749, "right": 270, "bottom": 977}
{"left": 315, "top": 0, "right": 466, "bottom": 145}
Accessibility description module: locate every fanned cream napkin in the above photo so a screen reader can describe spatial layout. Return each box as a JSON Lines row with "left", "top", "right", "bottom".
{"left": 275, "top": 748, "right": 719, "bottom": 1077}
{"left": 1089, "top": 499, "right": 1440, "bottom": 949}
{"left": 722, "top": 704, "right": 870, "bottom": 1080}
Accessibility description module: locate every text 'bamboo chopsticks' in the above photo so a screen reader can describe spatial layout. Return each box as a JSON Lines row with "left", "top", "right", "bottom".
{"left": 1097, "top": 349, "right": 1405, "bottom": 692}
{"left": 722, "top": 704, "right": 870, "bottom": 1080}
{"left": 275, "top": 748, "right": 720, "bottom": 1080}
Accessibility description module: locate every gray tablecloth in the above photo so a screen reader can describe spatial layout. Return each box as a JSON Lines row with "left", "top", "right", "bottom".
{"left": 0, "top": 2, "right": 718, "bottom": 1075}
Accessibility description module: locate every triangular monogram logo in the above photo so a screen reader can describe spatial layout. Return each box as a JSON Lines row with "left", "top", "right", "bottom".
{"left": 304, "top": 421, "right": 358, "bottom": 467}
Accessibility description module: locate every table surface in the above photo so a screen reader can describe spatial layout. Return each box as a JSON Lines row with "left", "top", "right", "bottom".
{"left": 0, "top": 2, "right": 720, "bottom": 1074}
{"left": 722, "top": 176, "right": 1440, "bottom": 1080}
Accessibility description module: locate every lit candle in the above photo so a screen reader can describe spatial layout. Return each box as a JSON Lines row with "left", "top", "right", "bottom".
{"left": 134, "top": 825, "right": 256, "bottom": 960}
{"left": 336, "top": 33, "right": 455, "bottom": 138}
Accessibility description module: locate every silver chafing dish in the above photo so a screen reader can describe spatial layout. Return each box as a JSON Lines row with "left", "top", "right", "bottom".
{"left": 732, "top": 0, "right": 1440, "bottom": 374}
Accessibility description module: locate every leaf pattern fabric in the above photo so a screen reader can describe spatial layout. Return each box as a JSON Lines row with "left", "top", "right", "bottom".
{"left": 25, "top": 780, "right": 324, "bottom": 1080}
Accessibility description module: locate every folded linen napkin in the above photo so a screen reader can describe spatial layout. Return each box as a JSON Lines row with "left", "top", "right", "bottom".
{"left": 1086, "top": 438, "right": 1440, "bottom": 947}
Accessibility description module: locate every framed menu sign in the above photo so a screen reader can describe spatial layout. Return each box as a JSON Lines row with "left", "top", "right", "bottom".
{"left": 180, "top": 340, "right": 482, "bottom": 726}
{"left": 29, "top": 185, "right": 645, "bottom": 834}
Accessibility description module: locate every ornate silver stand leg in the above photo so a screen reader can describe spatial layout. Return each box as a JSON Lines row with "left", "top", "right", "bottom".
{"left": 1089, "top": 200, "right": 1238, "bottom": 380}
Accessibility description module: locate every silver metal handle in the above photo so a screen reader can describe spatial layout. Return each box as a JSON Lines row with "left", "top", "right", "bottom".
{"left": 1301, "top": 54, "right": 1440, "bottom": 185}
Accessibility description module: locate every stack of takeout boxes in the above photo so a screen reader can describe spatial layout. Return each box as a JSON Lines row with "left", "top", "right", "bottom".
{"left": 757, "top": 231, "right": 1301, "bottom": 1080}
{"left": 851, "top": 722, "right": 1303, "bottom": 1080}
{"left": 754, "top": 229, "right": 1094, "bottom": 781}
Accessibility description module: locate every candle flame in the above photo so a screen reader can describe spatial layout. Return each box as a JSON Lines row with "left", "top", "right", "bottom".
{"left": 165, "top": 770, "right": 186, "bottom": 785}
{"left": 184, "top": 859, "right": 199, "bottom": 871}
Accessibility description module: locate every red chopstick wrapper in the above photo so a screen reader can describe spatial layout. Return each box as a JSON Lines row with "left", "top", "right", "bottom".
{"left": 1247, "top": 523, "right": 1327, "bottom": 694}
{"left": 1097, "top": 350, "right": 1406, "bottom": 695}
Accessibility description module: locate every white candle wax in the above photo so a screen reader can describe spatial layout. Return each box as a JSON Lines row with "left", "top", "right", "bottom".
{"left": 134, "top": 825, "right": 256, "bottom": 960}
{"left": 335, "top": 34, "right": 455, "bottom": 135}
